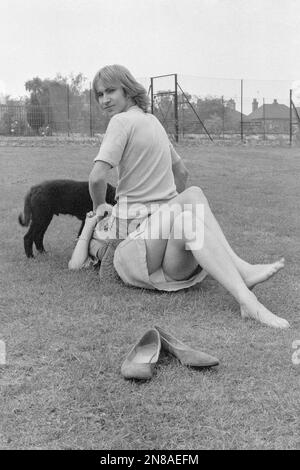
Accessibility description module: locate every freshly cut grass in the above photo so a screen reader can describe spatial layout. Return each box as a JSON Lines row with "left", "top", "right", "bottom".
{"left": 0, "top": 143, "right": 299, "bottom": 450}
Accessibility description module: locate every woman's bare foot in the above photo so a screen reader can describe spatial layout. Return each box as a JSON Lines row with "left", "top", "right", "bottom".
{"left": 243, "top": 258, "right": 285, "bottom": 289}
{"left": 240, "top": 292, "right": 290, "bottom": 329}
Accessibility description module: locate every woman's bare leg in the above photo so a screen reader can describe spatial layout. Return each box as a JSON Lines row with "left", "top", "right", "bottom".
{"left": 166, "top": 187, "right": 285, "bottom": 288}
{"left": 144, "top": 208, "right": 290, "bottom": 329}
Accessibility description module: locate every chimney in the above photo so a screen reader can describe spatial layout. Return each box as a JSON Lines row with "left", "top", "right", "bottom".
{"left": 227, "top": 98, "right": 236, "bottom": 111}
{"left": 273, "top": 99, "right": 278, "bottom": 104}
{"left": 252, "top": 98, "right": 258, "bottom": 112}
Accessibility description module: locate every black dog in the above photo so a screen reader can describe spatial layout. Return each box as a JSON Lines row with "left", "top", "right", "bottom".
{"left": 18, "top": 179, "right": 116, "bottom": 258}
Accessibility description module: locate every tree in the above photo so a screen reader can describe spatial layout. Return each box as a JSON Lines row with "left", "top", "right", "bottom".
{"left": 196, "top": 96, "right": 224, "bottom": 120}
{"left": 25, "top": 77, "right": 46, "bottom": 97}
{"left": 0, "top": 95, "right": 28, "bottom": 135}
{"left": 26, "top": 95, "right": 45, "bottom": 134}
{"left": 204, "top": 114, "right": 223, "bottom": 135}
{"left": 153, "top": 91, "right": 173, "bottom": 115}
{"left": 24, "top": 73, "right": 92, "bottom": 133}
{"left": 54, "top": 72, "right": 88, "bottom": 95}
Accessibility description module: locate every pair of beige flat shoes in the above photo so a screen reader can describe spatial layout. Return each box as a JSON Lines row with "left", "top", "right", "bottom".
{"left": 121, "top": 326, "right": 219, "bottom": 380}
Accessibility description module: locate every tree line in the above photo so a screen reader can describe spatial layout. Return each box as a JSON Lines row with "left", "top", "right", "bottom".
{"left": 0, "top": 73, "right": 240, "bottom": 136}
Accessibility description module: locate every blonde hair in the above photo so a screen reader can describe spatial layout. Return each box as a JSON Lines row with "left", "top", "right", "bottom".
{"left": 93, "top": 64, "right": 149, "bottom": 113}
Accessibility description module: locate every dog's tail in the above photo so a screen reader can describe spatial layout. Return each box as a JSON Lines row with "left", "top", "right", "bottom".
{"left": 18, "top": 191, "right": 32, "bottom": 227}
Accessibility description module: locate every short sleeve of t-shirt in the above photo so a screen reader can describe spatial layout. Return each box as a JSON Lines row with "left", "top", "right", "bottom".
{"left": 94, "top": 115, "right": 128, "bottom": 168}
{"left": 169, "top": 142, "right": 181, "bottom": 165}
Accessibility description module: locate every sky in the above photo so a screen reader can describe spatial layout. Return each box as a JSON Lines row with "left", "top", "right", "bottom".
{"left": 0, "top": 0, "right": 300, "bottom": 107}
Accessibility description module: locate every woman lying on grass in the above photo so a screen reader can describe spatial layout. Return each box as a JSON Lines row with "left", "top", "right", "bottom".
{"left": 69, "top": 185, "right": 289, "bottom": 330}
{"left": 69, "top": 64, "right": 289, "bottom": 329}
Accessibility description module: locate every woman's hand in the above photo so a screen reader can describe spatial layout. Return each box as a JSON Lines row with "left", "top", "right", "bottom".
{"left": 95, "top": 202, "right": 114, "bottom": 218}
{"left": 69, "top": 203, "right": 113, "bottom": 271}
{"left": 86, "top": 203, "right": 113, "bottom": 224}
{"left": 84, "top": 211, "right": 103, "bottom": 230}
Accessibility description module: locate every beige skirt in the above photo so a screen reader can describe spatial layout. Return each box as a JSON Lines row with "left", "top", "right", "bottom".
{"left": 113, "top": 218, "right": 207, "bottom": 292}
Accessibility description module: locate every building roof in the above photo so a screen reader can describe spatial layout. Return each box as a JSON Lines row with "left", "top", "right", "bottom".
{"left": 246, "top": 101, "right": 290, "bottom": 121}
{"left": 225, "top": 107, "right": 246, "bottom": 122}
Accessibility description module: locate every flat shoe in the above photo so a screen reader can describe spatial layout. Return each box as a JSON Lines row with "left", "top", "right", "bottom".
{"left": 155, "top": 325, "right": 219, "bottom": 367}
{"left": 121, "top": 329, "right": 161, "bottom": 380}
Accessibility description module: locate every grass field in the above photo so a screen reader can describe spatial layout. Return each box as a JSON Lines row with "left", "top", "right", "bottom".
{"left": 0, "top": 142, "right": 299, "bottom": 450}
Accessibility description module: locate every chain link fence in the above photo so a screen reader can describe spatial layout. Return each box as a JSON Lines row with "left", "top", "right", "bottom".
{"left": 1, "top": 76, "right": 299, "bottom": 144}
{"left": 149, "top": 75, "right": 300, "bottom": 144}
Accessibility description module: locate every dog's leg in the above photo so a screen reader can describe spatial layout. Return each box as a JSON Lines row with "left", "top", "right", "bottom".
{"left": 34, "top": 234, "right": 46, "bottom": 253}
{"left": 24, "top": 225, "right": 35, "bottom": 258}
{"left": 33, "top": 215, "right": 53, "bottom": 253}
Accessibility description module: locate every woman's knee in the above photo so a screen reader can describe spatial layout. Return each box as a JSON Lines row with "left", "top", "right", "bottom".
{"left": 183, "top": 185, "right": 206, "bottom": 203}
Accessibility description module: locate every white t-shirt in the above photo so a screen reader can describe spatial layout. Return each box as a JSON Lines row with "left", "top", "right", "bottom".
{"left": 94, "top": 106, "right": 181, "bottom": 219}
